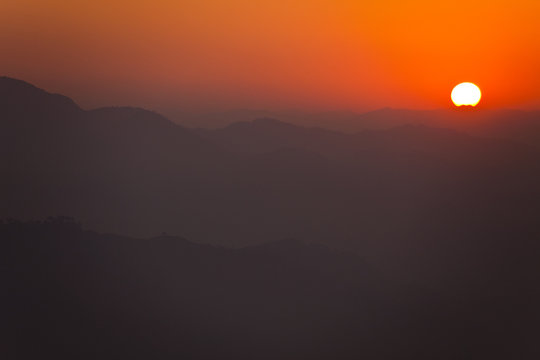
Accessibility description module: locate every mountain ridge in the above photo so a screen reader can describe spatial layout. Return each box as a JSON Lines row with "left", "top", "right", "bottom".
{"left": 3, "top": 77, "right": 540, "bottom": 286}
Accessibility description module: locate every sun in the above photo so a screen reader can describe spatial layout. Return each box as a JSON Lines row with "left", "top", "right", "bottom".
{"left": 451, "top": 82, "right": 481, "bottom": 107}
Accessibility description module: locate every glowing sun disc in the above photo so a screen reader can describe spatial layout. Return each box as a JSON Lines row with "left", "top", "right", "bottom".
{"left": 451, "top": 82, "right": 481, "bottom": 107}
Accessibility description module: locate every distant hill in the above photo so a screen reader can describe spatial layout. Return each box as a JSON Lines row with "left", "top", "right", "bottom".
{"left": 190, "top": 107, "right": 540, "bottom": 146}
{"left": 351, "top": 108, "right": 540, "bottom": 145}
{"left": 197, "top": 116, "right": 534, "bottom": 162}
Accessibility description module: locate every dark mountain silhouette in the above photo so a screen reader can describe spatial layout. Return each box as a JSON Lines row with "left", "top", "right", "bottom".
{"left": 1, "top": 77, "right": 236, "bottom": 236}
{"left": 3, "top": 77, "right": 540, "bottom": 248}
{"left": 0, "top": 76, "right": 81, "bottom": 118}
{"left": 2, "top": 218, "right": 539, "bottom": 359}
{"left": 3, "top": 77, "right": 540, "bottom": 344}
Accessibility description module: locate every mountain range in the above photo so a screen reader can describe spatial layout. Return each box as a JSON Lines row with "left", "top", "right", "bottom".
{"left": 185, "top": 107, "right": 540, "bottom": 146}
{"left": 2, "top": 76, "right": 540, "bottom": 358}
{"left": 2, "top": 76, "right": 540, "bottom": 289}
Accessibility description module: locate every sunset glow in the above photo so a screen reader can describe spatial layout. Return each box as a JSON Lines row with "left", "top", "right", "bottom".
{"left": 3, "top": 1, "right": 540, "bottom": 357}
{"left": 0, "top": 0, "right": 539, "bottom": 113}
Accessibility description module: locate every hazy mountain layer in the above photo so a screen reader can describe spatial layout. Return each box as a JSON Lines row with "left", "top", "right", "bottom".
{"left": 2, "top": 219, "right": 539, "bottom": 359}
{"left": 2, "top": 76, "right": 540, "bottom": 292}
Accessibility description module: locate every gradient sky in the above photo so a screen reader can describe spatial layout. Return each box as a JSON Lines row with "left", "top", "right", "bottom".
{"left": 1, "top": 0, "right": 539, "bottom": 115}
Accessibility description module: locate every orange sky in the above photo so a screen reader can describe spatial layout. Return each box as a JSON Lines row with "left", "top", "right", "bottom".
{"left": 1, "top": 0, "right": 539, "bottom": 115}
